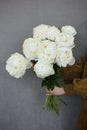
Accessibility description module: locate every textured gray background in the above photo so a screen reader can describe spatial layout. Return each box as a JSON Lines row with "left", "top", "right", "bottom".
{"left": 0, "top": 0, "right": 87, "bottom": 130}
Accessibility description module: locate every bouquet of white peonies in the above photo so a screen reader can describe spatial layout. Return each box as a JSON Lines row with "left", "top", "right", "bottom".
{"left": 6, "top": 24, "right": 77, "bottom": 114}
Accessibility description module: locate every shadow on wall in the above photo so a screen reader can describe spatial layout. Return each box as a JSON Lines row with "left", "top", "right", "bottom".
{"left": 73, "top": 21, "right": 87, "bottom": 61}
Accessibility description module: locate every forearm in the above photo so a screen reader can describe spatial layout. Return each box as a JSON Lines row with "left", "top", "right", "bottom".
{"left": 64, "top": 78, "right": 87, "bottom": 98}
{"left": 73, "top": 78, "right": 87, "bottom": 98}
{"left": 64, "top": 83, "right": 75, "bottom": 95}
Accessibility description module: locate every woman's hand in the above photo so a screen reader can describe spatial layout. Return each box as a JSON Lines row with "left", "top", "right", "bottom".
{"left": 46, "top": 86, "right": 65, "bottom": 96}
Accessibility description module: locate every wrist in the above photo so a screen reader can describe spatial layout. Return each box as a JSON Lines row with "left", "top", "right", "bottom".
{"left": 60, "top": 88, "right": 65, "bottom": 95}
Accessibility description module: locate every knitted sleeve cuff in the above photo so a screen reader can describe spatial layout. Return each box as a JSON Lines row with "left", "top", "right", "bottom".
{"left": 64, "top": 83, "right": 75, "bottom": 95}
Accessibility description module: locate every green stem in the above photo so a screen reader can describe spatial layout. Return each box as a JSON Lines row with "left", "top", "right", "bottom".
{"left": 57, "top": 96, "right": 67, "bottom": 105}
{"left": 43, "top": 96, "right": 59, "bottom": 115}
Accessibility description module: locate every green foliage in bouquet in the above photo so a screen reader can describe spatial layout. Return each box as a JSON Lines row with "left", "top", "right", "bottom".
{"left": 42, "top": 64, "right": 63, "bottom": 89}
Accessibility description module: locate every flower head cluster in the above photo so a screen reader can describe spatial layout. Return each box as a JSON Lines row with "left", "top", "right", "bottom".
{"left": 6, "top": 24, "right": 77, "bottom": 78}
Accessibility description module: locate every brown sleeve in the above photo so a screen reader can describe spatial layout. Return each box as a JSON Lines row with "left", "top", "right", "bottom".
{"left": 63, "top": 57, "right": 87, "bottom": 96}
{"left": 64, "top": 83, "right": 75, "bottom": 95}
{"left": 73, "top": 78, "right": 87, "bottom": 99}
{"left": 62, "top": 59, "right": 86, "bottom": 84}
{"left": 64, "top": 78, "right": 87, "bottom": 98}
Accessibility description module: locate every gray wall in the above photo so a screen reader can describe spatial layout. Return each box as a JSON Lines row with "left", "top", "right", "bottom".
{"left": 0, "top": 0, "right": 87, "bottom": 130}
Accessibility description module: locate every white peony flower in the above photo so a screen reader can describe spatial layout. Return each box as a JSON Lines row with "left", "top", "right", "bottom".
{"left": 46, "top": 26, "right": 60, "bottom": 41}
{"left": 23, "top": 38, "right": 41, "bottom": 60}
{"left": 33, "top": 24, "right": 49, "bottom": 40}
{"left": 61, "top": 25, "right": 77, "bottom": 36}
{"left": 34, "top": 61, "right": 55, "bottom": 78}
{"left": 55, "top": 33, "right": 75, "bottom": 47}
{"left": 6, "top": 53, "right": 32, "bottom": 78}
{"left": 38, "top": 40, "right": 57, "bottom": 63}
{"left": 56, "top": 47, "right": 75, "bottom": 67}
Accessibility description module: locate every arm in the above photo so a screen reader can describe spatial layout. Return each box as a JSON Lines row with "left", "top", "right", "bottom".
{"left": 64, "top": 61, "right": 87, "bottom": 97}
{"left": 72, "top": 78, "right": 87, "bottom": 98}
{"left": 46, "top": 78, "right": 87, "bottom": 98}
{"left": 64, "top": 78, "right": 87, "bottom": 97}
{"left": 46, "top": 60, "right": 87, "bottom": 97}
{"left": 62, "top": 59, "right": 86, "bottom": 95}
